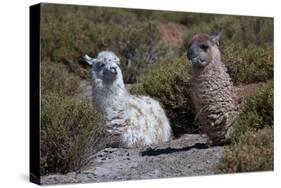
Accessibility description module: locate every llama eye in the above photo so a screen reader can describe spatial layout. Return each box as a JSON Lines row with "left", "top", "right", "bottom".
{"left": 100, "top": 63, "right": 105, "bottom": 68}
{"left": 200, "top": 44, "right": 209, "bottom": 51}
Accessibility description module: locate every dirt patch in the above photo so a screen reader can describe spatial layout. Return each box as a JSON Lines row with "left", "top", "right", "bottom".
{"left": 40, "top": 134, "right": 224, "bottom": 185}
{"left": 158, "top": 23, "right": 187, "bottom": 47}
{"left": 235, "top": 82, "right": 265, "bottom": 105}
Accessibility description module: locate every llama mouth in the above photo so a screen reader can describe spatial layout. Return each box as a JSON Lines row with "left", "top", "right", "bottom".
{"left": 110, "top": 70, "right": 117, "bottom": 75}
{"left": 109, "top": 67, "right": 118, "bottom": 75}
{"left": 104, "top": 69, "right": 117, "bottom": 76}
{"left": 102, "top": 71, "right": 118, "bottom": 82}
{"left": 191, "top": 57, "right": 203, "bottom": 64}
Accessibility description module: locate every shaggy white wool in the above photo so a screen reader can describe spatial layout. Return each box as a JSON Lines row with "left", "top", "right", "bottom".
{"left": 84, "top": 51, "right": 172, "bottom": 147}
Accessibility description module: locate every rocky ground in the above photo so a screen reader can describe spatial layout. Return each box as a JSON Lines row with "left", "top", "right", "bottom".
{"left": 41, "top": 134, "right": 224, "bottom": 185}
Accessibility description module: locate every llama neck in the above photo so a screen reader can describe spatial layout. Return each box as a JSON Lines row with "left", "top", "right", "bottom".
{"left": 192, "top": 51, "right": 233, "bottom": 99}
{"left": 92, "top": 76, "right": 129, "bottom": 115}
{"left": 192, "top": 51, "right": 225, "bottom": 79}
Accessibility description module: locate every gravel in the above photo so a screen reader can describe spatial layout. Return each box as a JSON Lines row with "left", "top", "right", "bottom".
{"left": 41, "top": 134, "right": 224, "bottom": 185}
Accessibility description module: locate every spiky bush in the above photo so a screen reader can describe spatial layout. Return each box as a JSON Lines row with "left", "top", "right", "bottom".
{"left": 40, "top": 60, "right": 105, "bottom": 175}
{"left": 40, "top": 4, "right": 172, "bottom": 83}
{"left": 216, "top": 81, "right": 273, "bottom": 173}
{"left": 216, "top": 127, "right": 273, "bottom": 173}
{"left": 41, "top": 93, "right": 104, "bottom": 175}
{"left": 231, "top": 81, "right": 273, "bottom": 143}
{"left": 116, "top": 21, "right": 171, "bottom": 83}
{"left": 222, "top": 45, "right": 273, "bottom": 85}
{"left": 41, "top": 61, "right": 82, "bottom": 96}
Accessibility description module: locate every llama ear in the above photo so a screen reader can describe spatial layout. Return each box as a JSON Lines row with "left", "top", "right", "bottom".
{"left": 209, "top": 30, "right": 223, "bottom": 46}
{"left": 83, "top": 54, "right": 97, "bottom": 66}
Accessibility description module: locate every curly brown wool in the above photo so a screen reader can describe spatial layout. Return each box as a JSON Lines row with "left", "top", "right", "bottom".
{"left": 187, "top": 32, "right": 239, "bottom": 145}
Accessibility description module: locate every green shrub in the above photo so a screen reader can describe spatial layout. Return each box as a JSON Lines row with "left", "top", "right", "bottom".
{"left": 215, "top": 81, "right": 273, "bottom": 173}
{"left": 117, "top": 22, "right": 172, "bottom": 83}
{"left": 40, "top": 4, "right": 172, "bottom": 83}
{"left": 216, "top": 127, "right": 273, "bottom": 173}
{"left": 231, "top": 81, "right": 273, "bottom": 143}
{"left": 149, "top": 11, "right": 217, "bottom": 26}
{"left": 132, "top": 56, "right": 196, "bottom": 134}
{"left": 182, "top": 15, "right": 273, "bottom": 48}
{"left": 40, "top": 60, "right": 105, "bottom": 175}
{"left": 149, "top": 11, "right": 188, "bottom": 23}
{"left": 41, "top": 92, "right": 104, "bottom": 175}
{"left": 41, "top": 4, "right": 273, "bottom": 85}
{"left": 223, "top": 45, "right": 273, "bottom": 84}
{"left": 41, "top": 61, "right": 82, "bottom": 96}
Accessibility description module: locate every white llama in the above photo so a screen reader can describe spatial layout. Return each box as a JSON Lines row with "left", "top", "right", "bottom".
{"left": 84, "top": 51, "right": 172, "bottom": 148}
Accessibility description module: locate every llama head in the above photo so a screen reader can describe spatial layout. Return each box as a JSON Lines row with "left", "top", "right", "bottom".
{"left": 186, "top": 31, "right": 223, "bottom": 68}
{"left": 84, "top": 51, "right": 122, "bottom": 83}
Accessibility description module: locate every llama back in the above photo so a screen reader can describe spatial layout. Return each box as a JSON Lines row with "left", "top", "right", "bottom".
{"left": 121, "top": 95, "right": 172, "bottom": 147}
{"left": 94, "top": 85, "right": 172, "bottom": 148}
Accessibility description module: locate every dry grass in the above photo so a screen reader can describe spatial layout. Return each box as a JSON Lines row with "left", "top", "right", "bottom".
{"left": 223, "top": 45, "right": 273, "bottom": 85}
{"left": 216, "top": 81, "right": 273, "bottom": 173}
{"left": 216, "top": 128, "right": 273, "bottom": 173}
{"left": 231, "top": 81, "right": 273, "bottom": 143}
{"left": 40, "top": 61, "right": 105, "bottom": 175}
{"left": 41, "top": 93, "right": 104, "bottom": 175}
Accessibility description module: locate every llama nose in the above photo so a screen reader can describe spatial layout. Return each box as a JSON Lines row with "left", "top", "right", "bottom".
{"left": 110, "top": 67, "right": 117, "bottom": 74}
{"left": 187, "top": 48, "right": 195, "bottom": 60}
